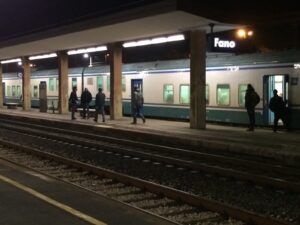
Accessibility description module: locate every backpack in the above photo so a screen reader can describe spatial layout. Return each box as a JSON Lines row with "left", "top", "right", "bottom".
{"left": 254, "top": 91, "right": 260, "bottom": 106}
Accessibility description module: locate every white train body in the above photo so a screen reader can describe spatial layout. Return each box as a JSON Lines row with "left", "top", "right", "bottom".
{"left": 3, "top": 50, "right": 300, "bottom": 128}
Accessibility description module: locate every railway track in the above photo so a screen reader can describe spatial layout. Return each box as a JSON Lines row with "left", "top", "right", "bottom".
{"left": 0, "top": 119, "right": 299, "bottom": 193}
{"left": 0, "top": 140, "right": 292, "bottom": 225}
{"left": 0, "top": 118, "right": 299, "bottom": 224}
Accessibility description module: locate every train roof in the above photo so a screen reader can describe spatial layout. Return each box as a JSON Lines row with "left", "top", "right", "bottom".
{"left": 3, "top": 49, "right": 300, "bottom": 79}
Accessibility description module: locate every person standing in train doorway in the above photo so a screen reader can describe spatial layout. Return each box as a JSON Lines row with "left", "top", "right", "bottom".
{"left": 69, "top": 86, "right": 78, "bottom": 120}
{"left": 81, "top": 88, "right": 92, "bottom": 119}
{"left": 131, "top": 87, "right": 146, "bottom": 124}
{"left": 269, "top": 89, "right": 289, "bottom": 132}
{"left": 94, "top": 88, "right": 106, "bottom": 123}
{"left": 245, "top": 84, "right": 260, "bottom": 131}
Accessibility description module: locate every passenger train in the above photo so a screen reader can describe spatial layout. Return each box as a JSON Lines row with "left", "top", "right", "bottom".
{"left": 3, "top": 50, "right": 300, "bottom": 129}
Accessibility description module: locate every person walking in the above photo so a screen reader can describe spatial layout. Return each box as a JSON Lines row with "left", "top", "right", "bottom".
{"left": 69, "top": 86, "right": 78, "bottom": 120}
{"left": 131, "top": 87, "right": 146, "bottom": 124}
{"left": 245, "top": 84, "right": 260, "bottom": 131}
{"left": 269, "top": 89, "right": 288, "bottom": 132}
{"left": 81, "top": 88, "right": 92, "bottom": 119}
{"left": 94, "top": 88, "right": 106, "bottom": 122}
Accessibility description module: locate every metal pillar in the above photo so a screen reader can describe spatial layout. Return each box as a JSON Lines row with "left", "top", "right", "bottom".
{"left": 190, "top": 30, "right": 207, "bottom": 129}
{"left": 58, "top": 51, "right": 69, "bottom": 114}
{"left": 22, "top": 57, "right": 31, "bottom": 111}
{"left": 109, "top": 43, "right": 123, "bottom": 120}
{"left": 0, "top": 64, "right": 3, "bottom": 108}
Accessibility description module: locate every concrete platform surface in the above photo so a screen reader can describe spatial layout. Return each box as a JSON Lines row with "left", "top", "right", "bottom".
{"left": 0, "top": 159, "right": 175, "bottom": 225}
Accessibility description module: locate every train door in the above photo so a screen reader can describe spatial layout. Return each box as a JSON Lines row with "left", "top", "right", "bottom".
{"left": 263, "top": 75, "right": 289, "bottom": 125}
{"left": 131, "top": 79, "right": 143, "bottom": 112}
{"left": 2, "top": 82, "right": 5, "bottom": 104}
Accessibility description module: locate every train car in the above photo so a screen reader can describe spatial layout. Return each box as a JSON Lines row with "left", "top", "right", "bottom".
{"left": 3, "top": 49, "right": 300, "bottom": 129}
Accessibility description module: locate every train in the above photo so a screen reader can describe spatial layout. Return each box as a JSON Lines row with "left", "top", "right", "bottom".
{"left": 3, "top": 49, "right": 300, "bottom": 129}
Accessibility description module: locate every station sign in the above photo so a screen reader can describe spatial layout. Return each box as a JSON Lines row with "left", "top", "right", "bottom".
{"left": 208, "top": 36, "right": 237, "bottom": 53}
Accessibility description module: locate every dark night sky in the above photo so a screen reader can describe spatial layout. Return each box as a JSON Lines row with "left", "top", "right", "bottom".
{"left": 1, "top": 0, "right": 300, "bottom": 63}
{"left": 0, "top": 0, "right": 161, "bottom": 41}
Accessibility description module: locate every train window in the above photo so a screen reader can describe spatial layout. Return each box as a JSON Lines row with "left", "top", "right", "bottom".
{"left": 217, "top": 84, "right": 230, "bottom": 106}
{"left": 122, "top": 76, "right": 126, "bottom": 92}
{"left": 72, "top": 78, "right": 77, "bottom": 89}
{"left": 17, "top": 86, "right": 21, "bottom": 97}
{"left": 238, "top": 84, "right": 247, "bottom": 107}
{"left": 97, "top": 76, "right": 103, "bottom": 90}
{"left": 49, "top": 78, "right": 55, "bottom": 91}
{"left": 33, "top": 85, "right": 38, "bottom": 98}
{"left": 206, "top": 84, "right": 209, "bottom": 104}
{"left": 163, "top": 84, "right": 174, "bottom": 104}
{"left": 12, "top": 85, "right": 16, "bottom": 97}
{"left": 87, "top": 77, "right": 93, "bottom": 85}
{"left": 180, "top": 84, "right": 190, "bottom": 104}
{"left": 7, "top": 86, "right": 11, "bottom": 96}
{"left": 107, "top": 76, "right": 110, "bottom": 91}
{"left": 56, "top": 79, "right": 59, "bottom": 91}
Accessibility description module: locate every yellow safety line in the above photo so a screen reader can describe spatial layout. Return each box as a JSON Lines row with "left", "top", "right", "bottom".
{"left": 0, "top": 174, "right": 108, "bottom": 225}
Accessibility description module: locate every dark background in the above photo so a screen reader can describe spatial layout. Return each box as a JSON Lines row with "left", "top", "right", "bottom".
{"left": 1, "top": 0, "right": 300, "bottom": 71}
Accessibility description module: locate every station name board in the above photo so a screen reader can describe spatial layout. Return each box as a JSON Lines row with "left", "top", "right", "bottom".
{"left": 214, "top": 38, "right": 236, "bottom": 49}
{"left": 208, "top": 36, "right": 237, "bottom": 53}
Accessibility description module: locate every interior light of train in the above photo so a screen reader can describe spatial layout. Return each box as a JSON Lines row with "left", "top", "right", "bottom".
{"left": 294, "top": 63, "right": 300, "bottom": 69}
{"left": 1, "top": 58, "right": 21, "bottom": 64}
{"left": 67, "top": 46, "right": 107, "bottom": 55}
{"left": 29, "top": 53, "right": 57, "bottom": 60}
{"left": 123, "top": 34, "right": 185, "bottom": 48}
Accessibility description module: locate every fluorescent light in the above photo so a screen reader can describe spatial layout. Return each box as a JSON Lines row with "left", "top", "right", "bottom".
{"left": 1, "top": 58, "right": 22, "bottom": 64}
{"left": 167, "top": 34, "right": 185, "bottom": 42}
{"left": 29, "top": 53, "right": 57, "bottom": 60}
{"left": 123, "top": 34, "right": 185, "bottom": 48}
{"left": 67, "top": 46, "right": 107, "bottom": 55}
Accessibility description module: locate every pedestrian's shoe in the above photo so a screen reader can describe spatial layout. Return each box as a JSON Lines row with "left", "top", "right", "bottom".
{"left": 72, "top": 117, "right": 76, "bottom": 120}
{"left": 102, "top": 119, "right": 105, "bottom": 122}
{"left": 131, "top": 118, "right": 137, "bottom": 124}
{"left": 142, "top": 118, "right": 146, "bottom": 124}
{"left": 247, "top": 128, "right": 254, "bottom": 131}
{"left": 93, "top": 119, "right": 97, "bottom": 122}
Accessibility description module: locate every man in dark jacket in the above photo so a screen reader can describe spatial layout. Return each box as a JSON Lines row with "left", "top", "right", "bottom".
{"left": 69, "top": 86, "right": 78, "bottom": 120}
{"left": 81, "top": 88, "right": 92, "bottom": 119}
{"left": 94, "top": 88, "right": 106, "bottom": 122}
{"left": 245, "top": 84, "right": 260, "bottom": 131}
{"left": 131, "top": 87, "right": 145, "bottom": 124}
{"left": 269, "top": 89, "right": 288, "bottom": 132}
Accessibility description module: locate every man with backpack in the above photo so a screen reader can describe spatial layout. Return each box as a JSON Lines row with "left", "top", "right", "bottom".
{"left": 245, "top": 84, "right": 260, "bottom": 131}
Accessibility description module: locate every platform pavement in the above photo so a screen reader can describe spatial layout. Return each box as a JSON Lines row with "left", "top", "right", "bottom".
{"left": 0, "top": 159, "right": 175, "bottom": 225}
{"left": 0, "top": 107, "right": 299, "bottom": 166}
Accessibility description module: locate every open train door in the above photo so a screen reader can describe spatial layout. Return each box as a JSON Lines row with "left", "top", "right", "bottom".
{"left": 263, "top": 75, "right": 289, "bottom": 125}
{"left": 131, "top": 79, "right": 143, "bottom": 114}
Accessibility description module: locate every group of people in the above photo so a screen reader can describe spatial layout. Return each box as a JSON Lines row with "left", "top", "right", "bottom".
{"left": 68, "top": 86, "right": 146, "bottom": 124}
{"left": 245, "top": 84, "right": 289, "bottom": 132}
{"left": 69, "top": 87, "right": 106, "bottom": 122}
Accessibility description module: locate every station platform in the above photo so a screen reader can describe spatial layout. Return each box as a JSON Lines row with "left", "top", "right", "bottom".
{"left": 0, "top": 107, "right": 299, "bottom": 166}
{"left": 0, "top": 159, "right": 174, "bottom": 225}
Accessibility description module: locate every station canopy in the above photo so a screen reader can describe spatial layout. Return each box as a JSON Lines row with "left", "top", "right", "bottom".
{"left": 0, "top": 0, "right": 241, "bottom": 60}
